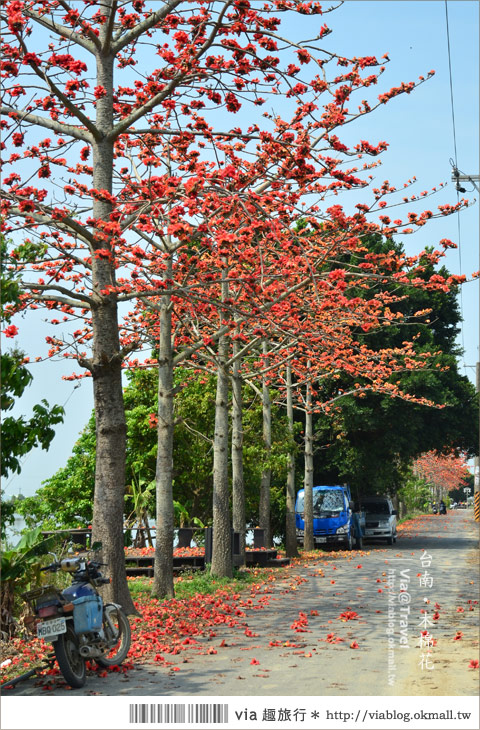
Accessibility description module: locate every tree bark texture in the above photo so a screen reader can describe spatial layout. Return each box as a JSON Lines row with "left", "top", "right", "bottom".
{"left": 211, "top": 264, "right": 232, "bottom": 578}
{"left": 259, "top": 341, "right": 272, "bottom": 546}
{"left": 285, "top": 364, "right": 299, "bottom": 558}
{"left": 211, "top": 339, "right": 233, "bottom": 577}
{"left": 231, "top": 338, "right": 246, "bottom": 565}
{"left": 303, "top": 376, "right": 314, "bottom": 552}
{"left": 152, "top": 275, "right": 175, "bottom": 599}
{"left": 90, "top": 34, "right": 134, "bottom": 613}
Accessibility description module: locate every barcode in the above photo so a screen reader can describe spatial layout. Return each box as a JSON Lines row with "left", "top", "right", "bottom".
{"left": 129, "top": 703, "right": 229, "bottom": 724}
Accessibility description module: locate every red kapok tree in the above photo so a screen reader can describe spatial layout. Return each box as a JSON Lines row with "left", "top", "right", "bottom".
{"left": 414, "top": 451, "right": 470, "bottom": 501}
{"left": 1, "top": 0, "right": 469, "bottom": 598}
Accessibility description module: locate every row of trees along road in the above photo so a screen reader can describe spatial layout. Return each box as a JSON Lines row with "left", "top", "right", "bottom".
{"left": 1, "top": 0, "right": 473, "bottom": 610}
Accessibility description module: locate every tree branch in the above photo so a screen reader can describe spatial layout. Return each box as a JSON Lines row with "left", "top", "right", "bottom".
{"left": 107, "top": 73, "right": 191, "bottom": 141}
{"left": 111, "top": 0, "right": 184, "bottom": 54}
{"left": 20, "top": 284, "right": 91, "bottom": 307}
{"left": 0, "top": 105, "right": 92, "bottom": 144}
{"left": 25, "top": 7, "right": 100, "bottom": 53}
{"left": 13, "top": 31, "right": 100, "bottom": 140}
{"left": 5, "top": 206, "right": 96, "bottom": 248}
{"left": 101, "top": 0, "right": 119, "bottom": 56}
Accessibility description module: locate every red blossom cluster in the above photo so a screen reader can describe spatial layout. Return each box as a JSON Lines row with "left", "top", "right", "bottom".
{"left": 413, "top": 451, "right": 471, "bottom": 494}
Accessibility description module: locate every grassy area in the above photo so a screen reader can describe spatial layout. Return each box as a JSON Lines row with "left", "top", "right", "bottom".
{"left": 128, "top": 566, "right": 269, "bottom": 601}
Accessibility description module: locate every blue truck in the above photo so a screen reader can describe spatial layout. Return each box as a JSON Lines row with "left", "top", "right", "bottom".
{"left": 295, "top": 485, "right": 365, "bottom": 550}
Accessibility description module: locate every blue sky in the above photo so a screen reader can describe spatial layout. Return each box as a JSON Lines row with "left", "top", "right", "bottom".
{"left": 2, "top": 0, "right": 479, "bottom": 500}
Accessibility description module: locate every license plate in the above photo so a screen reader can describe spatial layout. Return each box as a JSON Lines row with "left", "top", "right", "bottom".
{"left": 37, "top": 617, "right": 67, "bottom": 640}
{"left": 315, "top": 537, "right": 327, "bottom": 543}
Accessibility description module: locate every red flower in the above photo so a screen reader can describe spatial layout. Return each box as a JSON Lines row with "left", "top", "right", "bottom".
{"left": 2, "top": 324, "right": 18, "bottom": 338}
{"left": 468, "top": 660, "right": 479, "bottom": 669}
{"left": 296, "top": 49, "right": 311, "bottom": 64}
{"left": 225, "top": 92, "right": 241, "bottom": 113}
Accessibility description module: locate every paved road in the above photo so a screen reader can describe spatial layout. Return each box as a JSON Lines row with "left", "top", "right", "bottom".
{"left": 5, "top": 511, "right": 479, "bottom": 697}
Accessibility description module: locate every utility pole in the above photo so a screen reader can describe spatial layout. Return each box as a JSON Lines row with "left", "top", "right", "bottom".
{"left": 450, "top": 167, "right": 480, "bottom": 503}
{"left": 450, "top": 170, "right": 480, "bottom": 194}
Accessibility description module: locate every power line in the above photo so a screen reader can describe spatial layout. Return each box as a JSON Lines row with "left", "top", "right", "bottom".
{"left": 444, "top": 0, "right": 467, "bottom": 371}
{"left": 444, "top": 0, "right": 459, "bottom": 168}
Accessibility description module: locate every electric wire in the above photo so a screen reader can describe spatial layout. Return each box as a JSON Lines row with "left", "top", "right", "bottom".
{"left": 444, "top": 0, "right": 466, "bottom": 371}
{"left": 444, "top": 0, "right": 459, "bottom": 169}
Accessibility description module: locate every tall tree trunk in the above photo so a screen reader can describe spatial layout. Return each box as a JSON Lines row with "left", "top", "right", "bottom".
{"left": 303, "top": 375, "right": 314, "bottom": 552}
{"left": 285, "top": 364, "right": 298, "bottom": 558}
{"left": 152, "top": 253, "right": 175, "bottom": 598}
{"left": 90, "top": 29, "right": 135, "bottom": 613}
{"left": 211, "top": 267, "right": 232, "bottom": 578}
{"left": 259, "top": 340, "right": 272, "bottom": 546}
{"left": 231, "top": 334, "right": 246, "bottom": 566}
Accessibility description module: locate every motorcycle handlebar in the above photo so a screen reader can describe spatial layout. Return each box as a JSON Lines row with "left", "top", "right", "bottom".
{"left": 40, "top": 562, "right": 61, "bottom": 572}
{"left": 40, "top": 559, "right": 107, "bottom": 575}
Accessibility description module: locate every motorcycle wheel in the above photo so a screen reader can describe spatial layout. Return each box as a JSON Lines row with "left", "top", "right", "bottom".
{"left": 96, "top": 605, "right": 131, "bottom": 667}
{"left": 53, "top": 624, "right": 86, "bottom": 688}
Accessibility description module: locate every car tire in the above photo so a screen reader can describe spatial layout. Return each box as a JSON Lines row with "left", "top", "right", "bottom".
{"left": 387, "top": 535, "right": 394, "bottom": 545}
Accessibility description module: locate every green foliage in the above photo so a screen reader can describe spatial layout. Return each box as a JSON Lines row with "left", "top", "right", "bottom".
{"left": 0, "top": 527, "right": 59, "bottom": 636}
{"left": 1, "top": 356, "right": 65, "bottom": 477}
{"left": 125, "top": 477, "right": 155, "bottom": 525}
{"left": 17, "top": 367, "right": 295, "bottom": 531}
{"left": 1, "top": 527, "right": 57, "bottom": 583}
{"left": 449, "top": 472, "right": 474, "bottom": 503}
{"left": 1, "top": 236, "right": 64, "bottom": 479}
{"left": 17, "top": 421, "right": 96, "bottom": 529}
{"left": 173, "top": 500, "right": 205, "bottom": 529}
{"left": 310, "top": 234, "right": 478, "bottom": 497}
{"left": 397, "top": 472, "right": 432, "bottom": 513}
{"left": 0, "top": 491, "right": 17, "bottom": 542}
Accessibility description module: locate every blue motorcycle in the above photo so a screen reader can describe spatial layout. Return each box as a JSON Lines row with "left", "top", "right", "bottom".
{"left": 22, "top": 555, "right": 131, "bottom": 688}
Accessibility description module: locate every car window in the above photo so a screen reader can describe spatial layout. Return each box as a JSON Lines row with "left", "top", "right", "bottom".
{"left": 296, "top": 490, "right": 345, "bottom": 514}
{"left": 362, "top": 502, "right": 391, "bottom": 514}
{"left": 313, "top": 490, "right": 345, "bottom": 514}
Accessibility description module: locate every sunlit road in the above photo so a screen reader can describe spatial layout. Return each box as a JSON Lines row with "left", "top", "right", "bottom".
{"left": 4, "top": 510, "right": 479, "bottom": 697}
